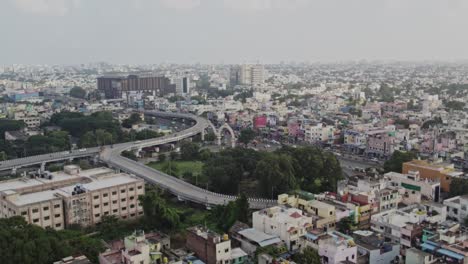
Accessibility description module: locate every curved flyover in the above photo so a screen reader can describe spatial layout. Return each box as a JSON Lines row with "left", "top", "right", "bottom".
{"left": 100, "top": 111, "right": 277, "bottom": 209}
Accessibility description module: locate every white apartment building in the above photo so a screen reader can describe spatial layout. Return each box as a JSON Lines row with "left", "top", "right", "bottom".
{"left": 385, "top": 171, "right": 441, "bottom": 203}
{"left": 443, "top": 195, "right": 468, "bottom": 224}
{"left": 252, "top": 206, "right": 312, "bottom": 251}
{"left": 240, "top": 64, "right": 264, "bottom": 87}
{"left": 175, "top": 76, "right": 190, "bottom": 95}
{"left": 0, "top": 165, "right": 144, "bottom": 230}
{"left": 305, "top": 123, "right": 336, "bottom": 144}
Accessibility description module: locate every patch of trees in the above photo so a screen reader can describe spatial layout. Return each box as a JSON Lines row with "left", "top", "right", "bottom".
{"left": 138, "top": 188, "right": 180, "bottom": 231}
{"left": 203, "top": 146, "right": 343, "bottom": 197}
{"left": 449, "top": 178, "right": 468, "bottom": 198}
{"left": 122, "top": 113, "right": 142, "bottom": 128}
{"left": 422, "top": 117, "right": 443, "bottom": 129}
{"left": 0, "top": 216, "right": 104, "bottom": 264}
{"left": 234, "top": 90, "right": 253, "bottom": 103}
{"left": 238, "top": 128, "right": 256, "bottom": 145}
{"left": 69, "top": 86, "right": 86, "bottom": 99}
{"left": 383, "top": 150, "right": 416, "bottom": 173}
{"left": 210, "top": 193, "right": 250, "bottom": 231}
{"left": 378, "top": 84, "right": 395, "bottom": 102}
{"left": 445, "top": 101, "right": 465, "bottom": 111}
{"left": 292, "top": 247, "right": 321, "bottom": 264}
{"left": 0, "top": 119, "right": 25, "bottom": 139}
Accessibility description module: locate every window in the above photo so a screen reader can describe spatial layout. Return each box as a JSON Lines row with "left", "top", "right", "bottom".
{"left": 225, "top": 248, "right": 229, "bottom": 253}
{"left": 54, "top": 204, "right": 60, "bottom": 208}
{"left": 129, "top": 188, "right": 134, "bottom": 191}
{"left": 44, "top": 216, "right": 50, "bottom": 220}
{"left": 130, "top": 196, "right": 134, "bottom": 200}
{"left": 122, "top": 207, "right": 127, "bottom": 211}
{"left": 103, "top": 193, "right": 108, "bottom": 197}
{"left": 32, "top": 208, "right": 39, "bottom": 213}
{"left": 94, "top": 195, "right": 99, "bottom": 200}
{"left": 113, "top": 200, "right": 117, "bottom": 204}
{"left": 94, "top": 205, "right": 99, "bottom": 208}
{"left": 113, "top": 209, "right": 118, "bottom": 213}
{"left": 33, "top": 218, "right": 39, "bottom": 223}
{"left": 43, "top": 206, "right": 49, "bottom": 211}
{"left": 137, "top": 185, "right": 143, "bottom": 189}
{"left": 104, "top": 211, "right": 109, "bottom": 215}
{"left": 104, "top": 202, "right": 109, "bottom": 206}
{"left": 21, "top": 211, "right": 27, "bottom": 216}
{"left": 56, "top": 223, "right": 61, "bottom": 228}
{"left": 130, "top": 204, "right": 135, "bottom": 208}
{"left": 121, "top": 198, "right": 126, "bottom": 202}
{"left": 130, "top": 213, "right": 135, "bottom": 217}
{"left": 112, "top": 191, "right": 117, "bottom": 195}
{"left": 95, "top": 213, "right": 100, "bottom": 217}
{"left": 55, "top": 214, "right": 60, "bottom": 218}
{"left": 121, "top": 189, "right": 125, "bottom": 193}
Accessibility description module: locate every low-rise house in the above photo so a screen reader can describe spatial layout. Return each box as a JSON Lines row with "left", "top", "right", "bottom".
{"left": 253, "top": 206, "right": 312, "bottom": 251}
{"left": 352, "top": 230, "right": 401, "bottom": 264}
{"left": 99, "top": 230, "right": 170, "bottom": 264}
{"left": 443, "top": 195, "right": 468, "bottom": 224}
{"left": 318, "top": 231, "right": 358, "bottom": 263}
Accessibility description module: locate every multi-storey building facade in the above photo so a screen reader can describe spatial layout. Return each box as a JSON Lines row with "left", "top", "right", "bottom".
{"left": 97, "top": 74, "right": 175, "bottom": 99}
{"left": 0, "top": 166, "right": 144, "bottom": 230}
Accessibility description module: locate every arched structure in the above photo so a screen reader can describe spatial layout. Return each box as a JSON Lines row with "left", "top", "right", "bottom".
{"left": 216, "top": 123, "right": 236, "bottom": 148}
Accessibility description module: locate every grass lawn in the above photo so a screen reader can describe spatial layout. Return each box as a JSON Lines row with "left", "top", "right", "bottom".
{"left": 146, "top": 160, "right": 207, "bottom": 186}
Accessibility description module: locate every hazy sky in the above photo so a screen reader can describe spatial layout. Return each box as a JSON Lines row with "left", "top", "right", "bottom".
{"left": 2, "top": 0, "right": 468, "bottom": 65}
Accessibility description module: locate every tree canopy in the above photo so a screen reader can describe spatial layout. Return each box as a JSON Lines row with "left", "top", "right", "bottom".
{"left": 238, "top": 128, "right": 256, "bottom": 145}
{"left": 384, "top": 150, "right": 416, "bottom": 173}
{"left": 0, "top": 216, "right": 104, "bottom": 264}
{"left": 69, "top": 86, "right": 86, "bottom": 99}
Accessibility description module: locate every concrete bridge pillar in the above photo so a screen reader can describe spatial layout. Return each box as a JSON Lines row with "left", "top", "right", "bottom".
{"left": 11, "top": 167, "right": 17, "bottom": 175}
{"left": 231, "top": 139, "right": 236, "bottom": 148}
{"left": 40, "top": 162, "right": 46, "bottom": 173}
{"left": 217, "top": 135, "right": 222, "bottom": 146}
{"left": 201, "top": 130, "right": 205, "bottom": 141}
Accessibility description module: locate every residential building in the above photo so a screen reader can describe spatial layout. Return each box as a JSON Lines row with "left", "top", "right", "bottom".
{"left": 253, "top": 206, "right": 312, "bottom": 251}
{"left": 186, "top": 226, "right": 235, "bottom": 264}
{"left": 175, "top": 76, "right": 190, "bottom": 95}
{"left": 402, "top": 160, "right": 464, "bottom": 192}
{"left": 386, "top": 171, "right": 441, "bottom": 203}
{"left": 239, "top": 64, "right": 264, "bottom": 87}
{"left": 405, "top": 248, "right": 437, "bottom": 264}
{"left": 443, "top": 195, "right": 468, "bottom": 224}
{"left": 99, "top": 230, "right": 170, "bottom": 264}
{"left": 352, "top": 230, "right": 401, "bottom": 264}
{"left": 318, "top": 231, "right": 358, "bottom": 263}
{"left": 365, "top": 130, "right": 395, "bottom": 158}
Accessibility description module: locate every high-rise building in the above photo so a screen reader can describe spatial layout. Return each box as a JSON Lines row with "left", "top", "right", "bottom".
{"left": 175, "top": 77, "right": 190, "bottom": 95}
{"left": 97, "top": 74, "right": 175, "bottom": 99}
{"left": 239, "top": 64, "right": 264, "bottom": 87}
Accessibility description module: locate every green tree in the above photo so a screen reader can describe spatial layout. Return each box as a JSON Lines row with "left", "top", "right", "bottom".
{"left": 80, "top": 131, "right": 96, "bottom": 147}
{"left": 95, "top": 129, "right": 113, "bottom": 146}
{"left": 336, "top": 216, "right": 356, "bottom": 234}
{"left": 180, "top": 142, "right": 200, "bottom": 160}
{"left": 238, "top": 128, "right": 256, "bottom": 145}
{"left": 0, "top": 151, "right": 6, "bottom": 161}
{"left": 0, "top": 119, "right": 25, "bottom": 140}
{"left": 446, "top": 101, "right": 465, "bottom": 111}
{"left": 256, "top": 154, "right": 297, "bottom": 198}
{"left": 138, "top": 188, "right": 180, "bottom": 230}
{"left": 292, "top": 247, "right": 321, "bottom": 264}
{"left": 158, "top": 153, "right": 167, "bottom": 162}
{"left": 384, "top": 151, "right": 416, "bottom": 173}
{"left": 122, "top": 113, "right": 142, "bottom": 128}
{"left": 204, "top": 132, "right": 216, "bottom": 142}
{"left": 449, "top": 178, "right": 468, "bottom": 197}
{"left": 69, "top": 86, "right": 86, "bottom": 99}
{"left": 169, "top": 151, "right": 178, "bottom": 161}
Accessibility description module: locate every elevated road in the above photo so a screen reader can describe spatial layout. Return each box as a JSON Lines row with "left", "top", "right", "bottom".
{"left": 0, "top": 111, "right": 374, "bottom": 209}
{"left": 100, "top": 111, "right": 277, "bottom": 209}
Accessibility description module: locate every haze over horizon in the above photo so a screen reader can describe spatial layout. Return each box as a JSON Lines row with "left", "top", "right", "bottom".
{"left": 2, "top": 0, "right": 468, "bottom": 65}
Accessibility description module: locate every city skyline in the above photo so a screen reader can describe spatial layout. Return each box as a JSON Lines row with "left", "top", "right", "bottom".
{"left": 2, "top": 0, "right": 468, "bottom": 65}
